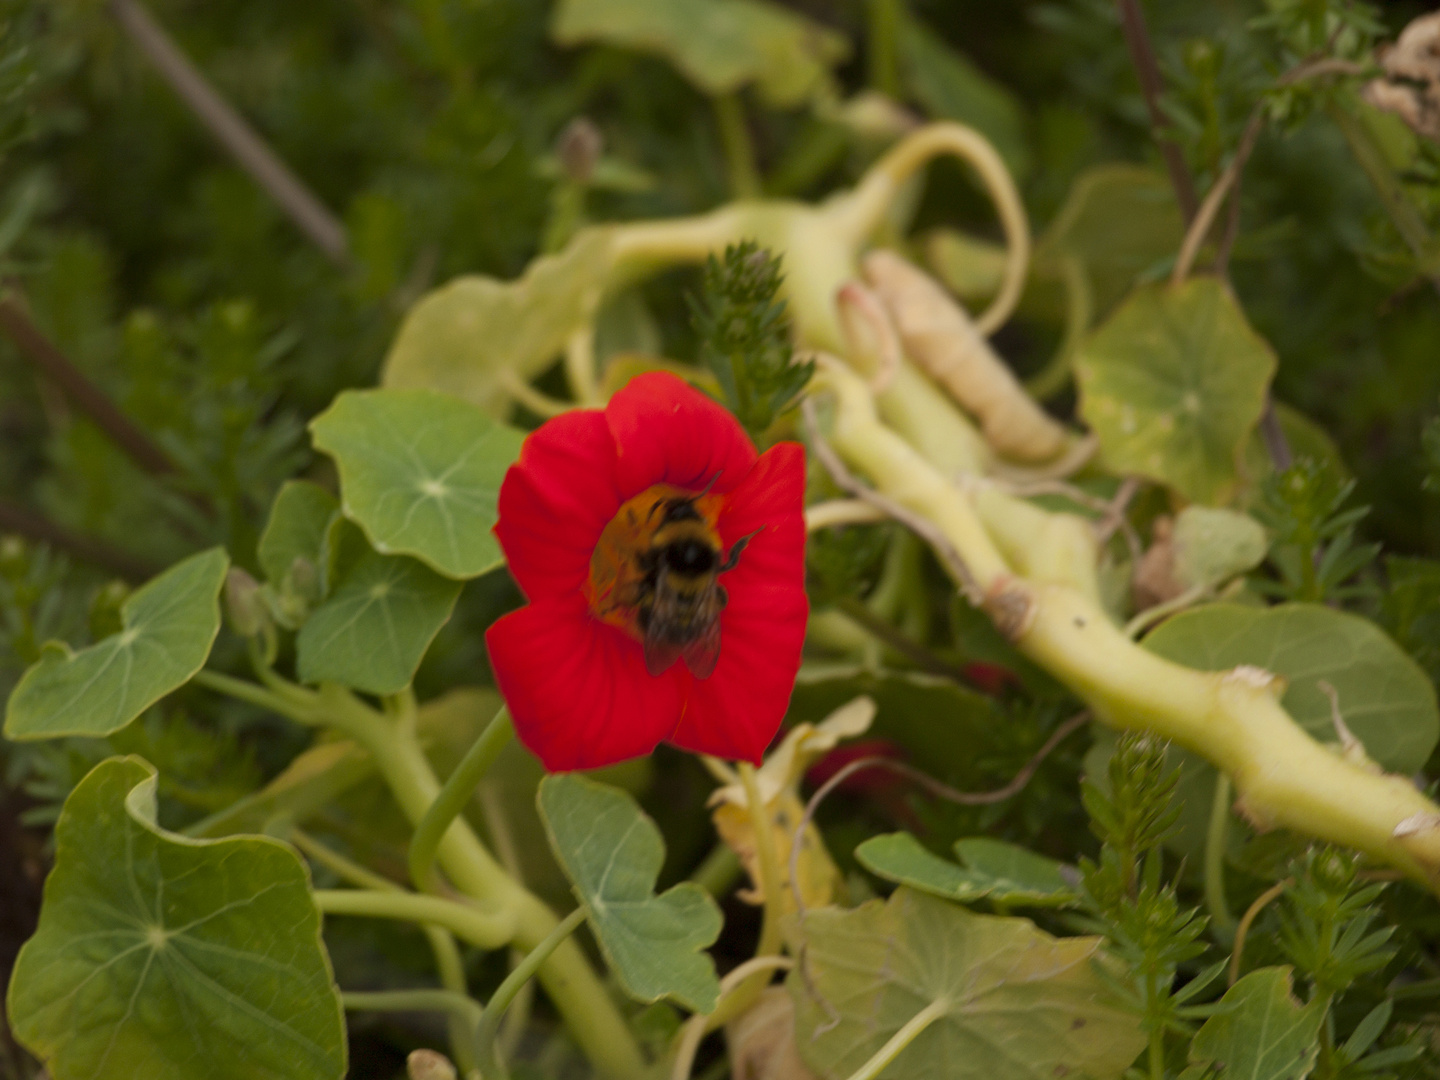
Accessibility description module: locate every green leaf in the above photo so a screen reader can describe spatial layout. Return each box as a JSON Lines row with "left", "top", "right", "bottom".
{"left": 1076, "top": 278, "right": 1277, "bottom": 505}
{"left": 1188, "top": 967, "right": 1324, "bottom": 1080}
{"left": 296, "top": 549, "right": 462, "bottom": 695}
{"left": 551, "top": 0, "right": 849, "bottom": 107}
{"left": 258, "top": 480, "right": 338, "bottom": 585}
{"left": 1040, "top": 165, "right": 1185, "bottom": 314}
{"left": 897, "top": 12, "right": 1029, "bottom": 177}
{"left": 788, "top": 887, "right": 1145, "bottom": 1080}
{"left": 310, "top": 388, "right": 524, "bottom": 580}
{"left": 1169, "top": 506, "right": 1269, "bottom": 592}
{"left": 4, "top": 548, "right": 230, "bottom": 741}
{"left": 538, "top": 773, "right": 722, "bottom": 1013}
{"left": 954, "top": 837, "right": 1079, "bottom": 904}
{"left": 856, "top": 832, "right": 1079, "bottom": 908}
{"left": 382, "top": 228, "right": 616, "bottom": 416}
{"left": 1144, "top": 603, "right": 1439, "bottom": 772}
{"left": 6, "top": 756, "right": 345, "bottom": 1080}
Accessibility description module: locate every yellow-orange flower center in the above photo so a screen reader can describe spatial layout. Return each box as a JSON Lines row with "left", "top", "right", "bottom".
{"left": 586, "top": 483, "right": 725, "bottom": 640}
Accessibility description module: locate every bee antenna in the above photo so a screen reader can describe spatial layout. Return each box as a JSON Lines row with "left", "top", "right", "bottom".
{"left": 698, "top": 471, "right": 722, "bottom": 497}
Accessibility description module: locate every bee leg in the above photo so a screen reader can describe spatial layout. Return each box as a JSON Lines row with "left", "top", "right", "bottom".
{"left": 719, "top": 527, "right": 764, "bottom": 572}
{"left": 717, "top": 586, "right": 728, "bottom": 609}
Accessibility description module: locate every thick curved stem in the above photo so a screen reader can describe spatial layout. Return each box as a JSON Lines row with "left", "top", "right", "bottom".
{"left": 817, "top": 375, "right": 1440, "bottom": 891}
{"left": 410, "top": 706, "right": 514, "bottom": 892}
{"left": 312, "top": 889, "right": 515, "bottom": 949}
{"left": 340, "top": 696, "right": 647, "bottom": 1077}
{"left": 836, "top": 123, "right": 1031, "bottom": 336}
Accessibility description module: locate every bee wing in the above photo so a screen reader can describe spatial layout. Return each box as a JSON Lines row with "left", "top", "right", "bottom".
{"left": 681, "top": 619, "right": 722, "bottom": 679}
{"left": 643, "top": 635, "right": 685, "bottom": 676}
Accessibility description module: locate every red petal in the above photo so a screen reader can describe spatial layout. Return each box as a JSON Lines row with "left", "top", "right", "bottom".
{"left": 668, "top": 442, "right": 809, "bottom": 762}
{"left": 605, "top": 372, "right": 758, "bottom": 499}
{"left": 486, "top": 595, "right": 682, "bottom": 772}
{"left": 494, "top": 409, "right": 620, "bottom": 601}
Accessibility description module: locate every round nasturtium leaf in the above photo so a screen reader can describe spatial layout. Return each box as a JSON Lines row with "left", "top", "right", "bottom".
{"left": 6, "top": 756, "right": 346, "bottom": 1080}
{"left": 1039, "top": 164, "right": 1185, "bottom": 314}
{"left": 787, "top": 887, "right": 1144, "bottom": 1080}
{"left": 1144, "top": 602, "right": 1440, "bottom": 772}
{"left": 4, "top": 547, "right": 229, "bottom": 741}
{"left": 296, "top": 548, "right": 462, "bottom": 695}
{"left": 310, "top": 388, "right": 524, "bottom": 580}
{"left": 1076, "top": 277, "right": 1277, "bottom": 506}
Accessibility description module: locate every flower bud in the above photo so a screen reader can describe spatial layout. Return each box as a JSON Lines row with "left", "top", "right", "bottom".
{"left": 406, "top": 1049, "right": 457, "bottom": 1080}
{"left": 89, "top": 580, "right": 129, "bottom": 640}
{"left": 284, "top": 556, "right": 321, "bottom": 606}
{"left": 1312, "top": 846, "right": 1355, "bottom": 894}
{"left": 224, "top": 567, "right": 267, "bottom": 638}
{"left": 0, "top": 534, "right": 26, "bottom": 580}
{"left": 556, "top": 117, "right": 603, "bottom": 185}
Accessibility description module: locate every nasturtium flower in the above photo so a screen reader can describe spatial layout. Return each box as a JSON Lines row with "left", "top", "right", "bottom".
{"left": 486, "top": 371, "right": 808, "bottom": 772}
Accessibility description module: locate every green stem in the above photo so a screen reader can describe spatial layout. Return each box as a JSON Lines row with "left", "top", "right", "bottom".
{"left": 713, "top": 93, "right": 761, "bottom": 199}
{"left": 1205, "top": 773, "right": 1237, "bottom": 945}
{"left": 689, "top": 843, "right": 743, "bottom": 898}
{"left": 341, "top": 988, "right": 483, "bottom": 1036}
{"left": 410, "top": 706, "right": 514, "bottom": 892}
{"left": 474, "top": 907, "right": 588, "bottom": 1080}
{"left": 843, "top": 998, "right": 949, "bottom": 1080}
{"left": 291, "top": 829, "right": 479, "bottom": 1074}
{"left": 332, "top": 689, "right": 648, "bottom": 1077}
{"left": 1025, "top": 254, "right": 1092, "bottom": 401}
{"left": 866, "top": 0, "right": 903, "bottom": 98}
{"left": 313, "top": 888, "right": 515, "bottom": 949}
{"left": 835, "top": 595, "right": 970, "bottom": 682}
{"left": 1327, "top": 101, "right": 1439, "bottom": 294}
{"left": 1146, "top": 971, "right": 1164, "bottom": 1080}
{"left": 192, "top": 669, "right": 319, "bottom": 723}
{"left": 192, "top": 672, "right": 644, "bottom": 1075}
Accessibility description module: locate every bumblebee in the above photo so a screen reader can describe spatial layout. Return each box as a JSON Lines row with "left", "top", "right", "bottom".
{"left": 634, "top": 492, "right": 755, "bottom": 678}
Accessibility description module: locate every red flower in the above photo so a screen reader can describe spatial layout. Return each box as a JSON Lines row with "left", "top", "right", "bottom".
{"left": 486, "top": 372, "right": 808, "bottom": 772}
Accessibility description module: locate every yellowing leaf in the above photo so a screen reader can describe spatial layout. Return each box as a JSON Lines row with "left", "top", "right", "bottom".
{"left": 713, "top": 790, "right": 844, "bottom": 913}
{"left": 382, "top": 228, "right": 616, "bottom": 416}
{"left": 708, "top": 697, "right": 873, "bottom": 912}
{"left": 1077, "top": 278, "right": 1278, "bottom": 505}
{"left": 726, "top": 987, "right": 820, "bottom": 1080}
{"left": 788, "top": 887, "right": 1145, "bottom": 1080}
{"left": 551, "top": 0, "right": 849, "bottom": 107}
{"left": 710, "top": 696, "right": 876, "bottom": 809}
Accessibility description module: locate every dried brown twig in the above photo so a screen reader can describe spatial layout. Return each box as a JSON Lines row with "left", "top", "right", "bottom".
{"left": 1115, "top": 0, "right": 1199, "bottom": 222}
{"left": 108, "top": 0, "right": 350, "bottom": 265}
